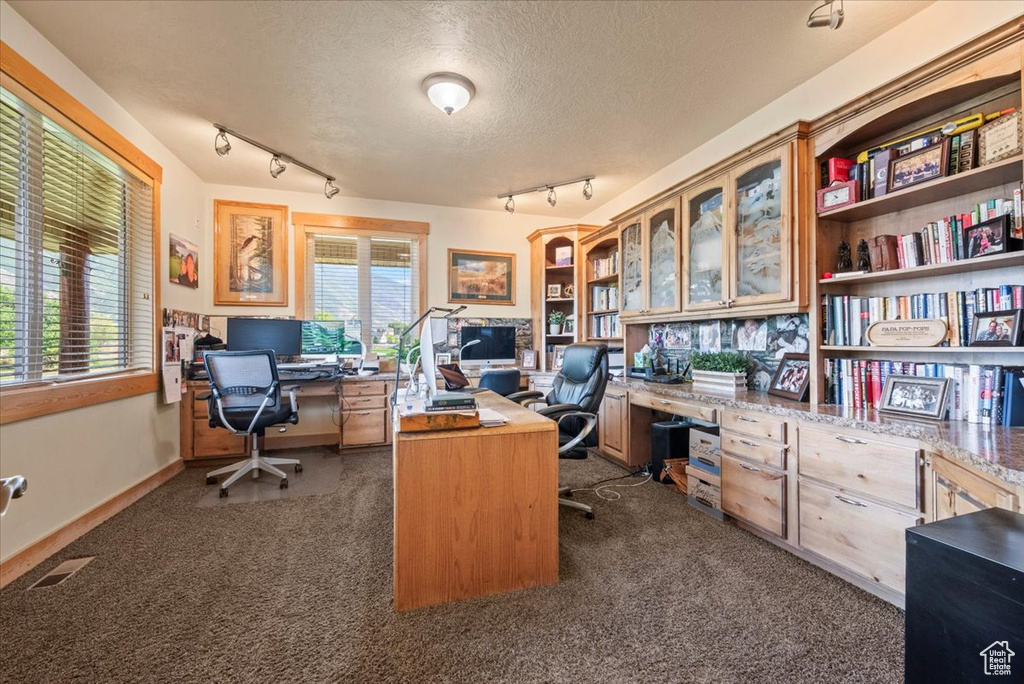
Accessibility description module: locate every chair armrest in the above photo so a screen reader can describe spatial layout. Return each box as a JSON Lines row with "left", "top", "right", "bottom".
{"left": 536, "top": 402, "right": 584, "bottom": 419}
{"left": 556, "top": 411, "right": 598, "bottom": 455}
{"left": 507, "top": 390, "right": 544, "bottom": 406}
{"left": 287, "top": 388, "right": 298, "bottom": 415}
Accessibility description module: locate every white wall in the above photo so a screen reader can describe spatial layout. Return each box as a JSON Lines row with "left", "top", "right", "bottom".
{"left": 581, "top": 0, "right": 1024, "bottom": 226}
{"left": 203, "top": 184, "right": 557, "bottom": 320}
{"left": 0, "top": 1, "right": 207, "bottom": 562}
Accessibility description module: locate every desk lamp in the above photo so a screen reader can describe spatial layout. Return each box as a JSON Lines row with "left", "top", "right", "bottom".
{"left": 392, "top": 305, "right": 466, "bottom": 403}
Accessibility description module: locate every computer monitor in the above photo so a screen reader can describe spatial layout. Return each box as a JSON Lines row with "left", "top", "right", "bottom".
{"left": 459, "top": 326, "right": 516, "bottom": 368}
{"left": 226, "top": 318, "right": 302, "bottom": 356}
{"left": 301, "top": 320, "right": 363, "bottom": 356}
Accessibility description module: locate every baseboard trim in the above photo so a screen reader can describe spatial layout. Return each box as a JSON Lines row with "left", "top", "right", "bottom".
{"left": 0, "top": 459, "right": 184, "bottom": 588}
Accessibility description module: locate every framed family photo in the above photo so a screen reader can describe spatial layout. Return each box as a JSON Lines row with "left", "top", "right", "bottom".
{"left": 887, "top": 140, "right": 949, "bottom": 192}
{"left": 879, "top": 376, "right": 951, "bottom": 420}
{"left": 969, "top": 309, "right": 1022, "bottom": 347}
{"left": 214, "top": 200, "right": 289, "bottom": 306}
{"left": 520, "top": 349, "right": 538, "bottom": 370}
{"left": 962, "top": 214, "right": 1011, "bottom": 259}
{"left": 168, "top": 234, "right": 199, "bottom": 289}
{"left": 767, "top": 353, "right": 810, "bottom": 401}
{"left": 448, "top": 249, "right": 516, "bottom": 306}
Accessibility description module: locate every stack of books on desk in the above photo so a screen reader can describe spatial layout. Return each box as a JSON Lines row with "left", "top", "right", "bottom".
{"left": 425, "top": 394, "right": 477, "bottom": 413}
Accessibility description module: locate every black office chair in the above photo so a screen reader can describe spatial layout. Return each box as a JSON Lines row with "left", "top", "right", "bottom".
{"left": 203, "top": 350, "right": 302, "bottom": 497}
{"left": 508, "top": 343, "right": 609, "bottom": 518}
{"left": 478, "top": 368, "right": 521, "bottom": 397}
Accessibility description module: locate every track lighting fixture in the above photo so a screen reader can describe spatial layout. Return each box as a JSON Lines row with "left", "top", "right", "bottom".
{"left": 497, "top": 176, "right": 595, "bottom": 212}
{"left": 213, "top": 124, "right": 338, "bottom": 197}
{"left": 214, "top": 129, "right": 231, "bottom": 156}
{"left": 269, "top": 155, "right": 287, "bottom": 179}
{"left": 807, "top": 0, "right": 843, "bottom": 29}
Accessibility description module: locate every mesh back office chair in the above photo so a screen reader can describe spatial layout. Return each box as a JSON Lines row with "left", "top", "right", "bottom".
{"left": 509, "top": 343, "right": 609, "bottom": 518}
{"left": 203, "top": 350, "right": 302, "bottom": 497}
{"left": 478, "top": 368, "right": 521, "bottom": 397}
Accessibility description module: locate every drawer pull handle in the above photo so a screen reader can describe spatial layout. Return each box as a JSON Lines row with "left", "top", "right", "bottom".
{"left": 739, "top": 463, "right": 761, "bottom": 472}
{"left": 695, "top": 496, "right": 715, "bottom": 508}
{"left": 835, "top": 436, "right": 867, "bottom": 445}
{"left": 738, "top": 416, "right": 758, "bottom": 423}
{"left": 834, "top": 494, "right": 867, "bottom": 507}
{"left": 738, "top": 439, "right": 759, "bottom": 448}
{"left": 697, "top": 456, "right": 716, "bottom": 467}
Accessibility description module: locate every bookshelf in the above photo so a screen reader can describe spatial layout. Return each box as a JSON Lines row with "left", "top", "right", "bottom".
{"left": 580, "top": 227, "right": 621, "bottom": 344}
{"left": 809, "top": 51, "right": 1024, "bottom": 422}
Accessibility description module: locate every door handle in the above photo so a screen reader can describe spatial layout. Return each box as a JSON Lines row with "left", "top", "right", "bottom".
{"left": 834, "top": 494, "right": 868, "bottom": 507}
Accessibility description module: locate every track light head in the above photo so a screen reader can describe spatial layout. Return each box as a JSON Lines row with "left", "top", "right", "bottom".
{"left": 270, "top": 156, "right": 287, "bottom": 179}
{"left": 214, "top": 129, "right": 231, "bottom": 157}
{"left": 325, "top": 179, "right": 340, "bottom": 199}
{"left": 807, "top": 0, "right": 843, "bottom": 29}
{"left": 582, "top": 179, "right": 593, "bottom": 201}
{"left": 547, "top": 187, "right": 557, "bottom": 207}
{"left": 505, "top": 196, "right": 515, "bottom": 215}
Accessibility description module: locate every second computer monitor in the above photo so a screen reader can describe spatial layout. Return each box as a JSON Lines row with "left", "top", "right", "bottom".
{"left": 226, "top": 318, "right": 302, "bottom": 356}
{"left": 301, "top": 320, "right": 363, "bottom": 356}
{"left": 459, "top": 326, "right": 516, "bottom": 367}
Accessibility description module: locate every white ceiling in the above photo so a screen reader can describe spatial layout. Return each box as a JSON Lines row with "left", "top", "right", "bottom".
{"left": 9, "top": 0, "right": 932, "bottom": 218}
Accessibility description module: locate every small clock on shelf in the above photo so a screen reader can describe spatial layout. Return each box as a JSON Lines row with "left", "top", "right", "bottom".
{"left": 816, "top": 179, "right": 859, "bottom": 214}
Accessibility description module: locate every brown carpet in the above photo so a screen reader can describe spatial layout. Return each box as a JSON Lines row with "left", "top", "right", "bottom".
{"left": 0, "top": 448, "right": 904, "bottom": 683}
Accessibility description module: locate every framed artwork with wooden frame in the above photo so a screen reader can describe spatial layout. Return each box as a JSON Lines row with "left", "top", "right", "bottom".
{"left": 447, "top": 249, "right": 516, "bottom": 306}
{"left": 767, "top": 353, "right": 810, "bottom": 401}
{"left": 887, "top": 139, "right": 949, "bottom": 193}
{"left": 879, "top": 376, "right": 951, "bottom": 420}
{"left": 214, "top": 200, "right": 289, "bottom": 306}
{"left": 520, "top": 349, "right": 538, "bottom": 370}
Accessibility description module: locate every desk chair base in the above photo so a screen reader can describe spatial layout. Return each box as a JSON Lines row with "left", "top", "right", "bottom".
{"left": 205, "top": 435, "right": 301, "bottom": 497}
{"left": 558, "top": 486, "right": 594, "bottom": 519}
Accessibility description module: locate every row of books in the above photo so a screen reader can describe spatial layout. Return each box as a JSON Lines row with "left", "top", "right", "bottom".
{"left": 591, "top": 252, "right": 619, "bottom": 279}
{"left": 824, "top": 358, "right": 1023, "bottom": 426}
{"left": 822, "top": 285, "right": 1024, "bottom": 347}
{"left": 591, "top": 285, "right": 619, "bottom": 311}
{"left": 590, "top": 313, "right": 621, "bottom": 339}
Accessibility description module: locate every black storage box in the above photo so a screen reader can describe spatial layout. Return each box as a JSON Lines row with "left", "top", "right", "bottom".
{"left": 650, "top": 420, "right": 693, "bottom": 482}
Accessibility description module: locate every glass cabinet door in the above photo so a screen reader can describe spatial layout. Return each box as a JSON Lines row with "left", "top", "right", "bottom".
{"left": 644, "top": 198, "right": 680, "bottom": 314}
{"left": 619, "top": 218, "right": 644, "bottom": 316}
{"left": 731, "top": 146, "right": 790, "bottom": 305}
{"left": 682, "top": 180, "right": 727, "bottom": 311}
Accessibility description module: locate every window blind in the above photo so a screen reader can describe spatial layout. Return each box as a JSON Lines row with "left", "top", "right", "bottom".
{"left": 0, "top": 88, "right": 153, "bottom": 386}
{"left": 305, "top": 232, "right": 420, "bottom": 354}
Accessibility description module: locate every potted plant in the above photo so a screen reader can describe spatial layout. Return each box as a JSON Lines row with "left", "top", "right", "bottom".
{"left": 689, "top": 352, "right": 750, "bottom": 395}
{"left": 548, "top": 310, "right": 565, "bottom": 335}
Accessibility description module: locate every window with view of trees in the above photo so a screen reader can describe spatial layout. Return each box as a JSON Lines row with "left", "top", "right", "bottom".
{"left": 305, "top": 232, "right": 420, "bottom": 358}
{"left": 0, "top": 87, "right": 154, "bottom": 387}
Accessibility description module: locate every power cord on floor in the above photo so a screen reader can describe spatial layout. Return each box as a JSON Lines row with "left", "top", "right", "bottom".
{"left": 571, "top": 466, "right": 653, "bottom": 501}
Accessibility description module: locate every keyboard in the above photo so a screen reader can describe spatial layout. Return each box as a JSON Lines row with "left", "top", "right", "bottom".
{"left": 279, "top": 371, "right": 329, "bottom": 381}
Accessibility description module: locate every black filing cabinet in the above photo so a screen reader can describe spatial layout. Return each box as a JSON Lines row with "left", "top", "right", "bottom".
{"left": 905, "top": 508, "right": 1024, "bottom": 683}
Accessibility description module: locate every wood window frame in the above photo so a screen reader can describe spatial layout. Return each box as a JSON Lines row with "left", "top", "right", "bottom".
{"left": 0, "top": 41, "right": 163, "bottom": 424}
{"left": 293, "top": 212, "right": 429, "bottom": 322}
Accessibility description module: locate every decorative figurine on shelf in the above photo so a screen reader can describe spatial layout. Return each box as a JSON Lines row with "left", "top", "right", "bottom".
{"left": 857, "top": 239, "right": 871, "bottom": 272}
{"left": 836, "top": 240, "right": 852, "bottom": 273}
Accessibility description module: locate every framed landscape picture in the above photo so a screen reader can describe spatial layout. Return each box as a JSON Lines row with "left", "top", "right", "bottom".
{"left": 448, "top": 249, "right": 515, "bottom": 306}
{"left": 214, "top": 200, "right": 289, "bottom": 306}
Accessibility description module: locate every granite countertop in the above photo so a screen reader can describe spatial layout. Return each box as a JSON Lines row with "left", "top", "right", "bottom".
{"left": 612, "top": 378, "right": 1024, "bottom": 487}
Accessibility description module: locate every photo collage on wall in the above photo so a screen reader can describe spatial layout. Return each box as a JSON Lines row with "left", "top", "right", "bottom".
{"left": 648, "top": 314, "right": 809, "bottom": 391}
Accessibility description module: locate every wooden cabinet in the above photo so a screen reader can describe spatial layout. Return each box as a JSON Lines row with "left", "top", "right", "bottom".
{"left": 580, "top": 227, "right": 621, "bottom": 343}
{"left": 341, "top": 380, "right": 389, "bottom": 447}
{"left": 682, "top": 176, "right": 728, "bottom": 311}
{"left": 618, "top": 197, "right": 681, "bottom": 318}
{"left": 926, "top": 455, "right": 1018, "bottom": 522}
{"left": 597, "top": 386, "right": 627, "bottom": 461}
{"left": 722, "top": 454, "right": 786, "bottom": 538}
{"left": 618, "top": 215, "right": 644, "bottom": 318}
{"left": 181, "top": 391, "right": 247, "bottom": 460}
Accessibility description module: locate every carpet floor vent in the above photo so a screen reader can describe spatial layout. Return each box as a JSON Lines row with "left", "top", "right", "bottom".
{"left": 28, "top": 557, "right": 95, "bottom": 589}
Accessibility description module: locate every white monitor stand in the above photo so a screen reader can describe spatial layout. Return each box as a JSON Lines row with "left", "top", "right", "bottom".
{"left": 419, "top": 317, "right": 439, "bottom": 398}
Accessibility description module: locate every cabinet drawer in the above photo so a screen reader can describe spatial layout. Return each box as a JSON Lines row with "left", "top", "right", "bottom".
{"left": 799, "top": 479, "right": 921, "bottom": 593}
{"left": 721, "top": 431, "right": 786, "bottom": 469}
{"left": 343, "top": 381, "right": 387, "bottom": 396}
{"left": 344, "top": 395, "right": 387, "bottom": 410}
{"left": 193, "top": 420, "right": 246, "bottom": 458}
{"left": 193, "top": 395, "right": 209, "bottom": 419}
{"left": 800, "top": 426, "right": 919, "bottom": 508}
{"left": 630, "top": 393, "right": 716, "bottom": 423}
{"left": 721, "top": 411, "right": 786, "bottom": 443}
{"left": 343, "top": 409, "right": 386, "bottom": 446}
{"left": 722, "top": 455, "right": 785, "bottom": 538}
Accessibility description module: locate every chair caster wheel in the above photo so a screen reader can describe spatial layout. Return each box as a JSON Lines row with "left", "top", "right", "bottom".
{"left": 219, "top": 488, "right": 229, "bottom": 498}
{"left": 294, "top": 464, "right": 303, "bottom": 473}
{"left": 585, "top": 512, "right": 595, "bottom": 520}
{"left": 206, "top": 476, "right": 217, "bottom": 485}
{"left": 280, "top": 479, "right": 289, "bottom": 489}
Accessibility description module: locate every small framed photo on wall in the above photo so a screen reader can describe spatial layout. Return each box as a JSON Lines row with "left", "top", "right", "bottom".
{"left": 879, "top": 376, "right": 951, "bottom": 420}
{"left": 969, "top": 309, "right": 1022, "bottom": 347}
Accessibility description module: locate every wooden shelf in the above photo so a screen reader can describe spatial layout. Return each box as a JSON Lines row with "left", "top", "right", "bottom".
{"left": 546, "top": 333, "right": 575, "bottom": 338}
{"left": 821, "top": 345, "right": 1024, "bottom": 354}
{"left": 588, "top": 308, "right": 618, "bottom": 315}
{"left": 590, "top": 336, "right": 623, "bottom": 341}
{"left": 587, "top": 274, "right": 619, "bottom": 285}
{"left": 819, "top": 251, "right": 1024, "bottom": 285}
{"left": 545, "top": 265, "right": 574, "bottom": 271}
{"left": 817, "top": 155, "right": 1023, "bottom": 222}
{"left": 546, "top": 298, "right": 574, "bottom": 303}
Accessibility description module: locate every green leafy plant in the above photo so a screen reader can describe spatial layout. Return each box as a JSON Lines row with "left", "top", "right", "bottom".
{"left": 548, "top": 310, "right": 566, "bottom": 325}
{"left": 689, "top": 351, "right": 750, "bottom": 374}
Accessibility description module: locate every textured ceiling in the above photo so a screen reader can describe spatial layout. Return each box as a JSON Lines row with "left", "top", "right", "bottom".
{"left": 8, "top": 0, "right": 933, "bottom": 217}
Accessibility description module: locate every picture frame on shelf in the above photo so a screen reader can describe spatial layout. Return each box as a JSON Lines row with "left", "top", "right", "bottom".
{"left": 434, "top": 353, "right": 452, "bottom": 366}
{"left": 554, "top": 246, "right": 573, "bottom": 267}
{"left": 969, "top": 309, "right": 1022, "bottom": 347}
{"left": 879, "top": 376, "right": 951, "bottom": 420}
{"left": 213, "top": 200, "right": 289, "bottom": 306}
{"left": 448, "top": 249, "right": 516, "bottom": 306}
{"left": 815, "top": 180, "right": 859, "bottom": 214}
{"left": 546, "top": 284, "right": 563, "bottom": 299}
{"left": 887, "top": 139, "right": 949, "bottom": 193}
{"left": 977, "top": 110, "right": 1022, "bottom": 167}
{"left": 963, "top": 214, "right": 1013, "bottom": 259}
{"left": 767, "top": 353, "right": 810, "bottom": 402}
{"left": 520, "top": 349, "right": 538, "bottom": 370}
{"left": 563, "top": 317, "right": 575, "bottom": 335}
{"left": 552, "top": 345, "right": 567, "bottom": 370}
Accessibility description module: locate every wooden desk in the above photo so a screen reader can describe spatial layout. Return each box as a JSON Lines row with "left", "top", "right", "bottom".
{"left": 392, "top": 391, "right": 559, "bottom": 611}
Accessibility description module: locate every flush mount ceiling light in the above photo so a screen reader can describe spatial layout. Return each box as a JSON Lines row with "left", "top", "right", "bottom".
{"left": 807, "top": 0, "right": 844, "bottom": 29}
{"left": 498, "top": 176, "right": 595, "bottom": 214}
{"left": 422, "top": 72, "right": 476, "bottom": 116}
{"left": 213, "top": 124, "right": 339, "bottom": 199}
